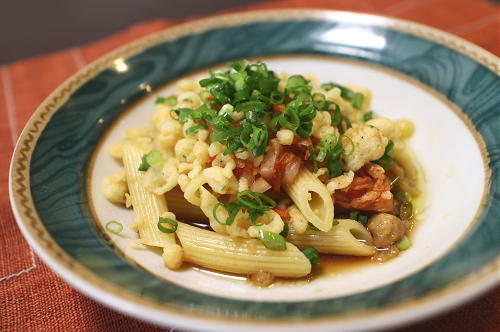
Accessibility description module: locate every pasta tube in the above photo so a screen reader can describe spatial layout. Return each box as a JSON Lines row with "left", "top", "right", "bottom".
{"left": 176, "top": 222, "right": 311, "bottom": 277}
{"left": 284, "top": 168, "right": 334, "bottom": 232}
{"left": 287, "top": 219, "right": 376, "bottom": 256}
{"left": 122, "top": 143, "right": 183, "bottom": 269}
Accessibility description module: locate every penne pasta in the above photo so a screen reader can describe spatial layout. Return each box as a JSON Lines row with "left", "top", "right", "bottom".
{"left": 176, "top": 222, "right": 311, "bottom": 277}
{"left": 122, "top": 143, "right": 183, "bottom": 269}
{"left": 102, "top": 60, "right": 422, "bottom": 283}
{"left": 284, "top": 168, "right": 334, "bottom": 232}
{"left": 287, "top": 219, "right": 376, "bottom": 256}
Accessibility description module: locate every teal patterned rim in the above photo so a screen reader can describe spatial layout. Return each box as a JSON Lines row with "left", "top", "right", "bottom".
{"left": 10, "top": 9, "right": 499, "bottom": 329}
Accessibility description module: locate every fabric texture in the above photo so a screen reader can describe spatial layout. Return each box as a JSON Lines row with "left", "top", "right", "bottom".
{"left": 0, "top": 0, "right": 498, "bottom": 331}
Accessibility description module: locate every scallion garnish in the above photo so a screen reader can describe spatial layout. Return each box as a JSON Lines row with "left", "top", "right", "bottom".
{"left": 213, "top": 190, "right": 277, "bottom": 226}
{"left": 185, "top": 123, "right": 207, "bottom": 134}
{"left": 395, "top": 236, "right": 411, "bottom": 250}
{"left": 341, "top": 135, "right": 355, "bottom": 157}
{"left": 372, "top": 140, "right": 394, "bottom": 169}
{"left": 278, "top": 107, "right": 300, "bottom": 131}
{"left": 258, "top": 230, "right": 286, "bottom": 251}
{"left": 286, "top": 75, "right": 312, "bottom": 97}
{"left": 349, "top": 211, "right": 368, "bottom": 226}
{"left": 157, "top": 217, "right": 178, "bottom": 234}
{"left": 395, "top": 191, "right": 413, "bottom": 220}
{"left": 349, "top": 211, "right": 359, "bottom": 220}
{"left": 302, "top": 247, "right": 320, "bottom": 267}
{"left": 146, "top": 150, "right": 164, "bottom": 168}
{"left": 155, "top": 95, "right": 177, "bottom": 106}
{"left": 138, "top": 149, "right": 163, "bottom": 171}
{"left": 279, "top": 223, "right": 289, "bottom": 238}
{"left": 358, "top": 215, "right": 368, "bottom": 226}
{"left": 105, "top": 221, "right": 123, "bottom": 235}
{"left": 171, "top": 61, "right": 366, "bottom": 164}
{"left": 308, "top": 133, "right": 351, "bottom": 178}
{"left": 321, "top": 82, "right": 365, "bottom": 110}
{"left": 363, "top": 111, "right": 373, "bottom": 122}
{"left": 138, "top": 154, "right": 150, "bottom": 171}
{"left": 352, "top": 92, "right": 364, "bottom": 109}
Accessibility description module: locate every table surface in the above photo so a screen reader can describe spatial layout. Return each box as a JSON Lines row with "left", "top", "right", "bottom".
{"left": 0, "top": 0, "right": 498, "bottom": 331}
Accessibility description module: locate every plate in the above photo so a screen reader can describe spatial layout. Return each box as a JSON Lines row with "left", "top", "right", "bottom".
{"left": 9, "top": 9, "right": 499, "bottom": 332}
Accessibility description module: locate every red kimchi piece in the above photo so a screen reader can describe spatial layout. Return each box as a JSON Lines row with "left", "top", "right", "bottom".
{"left": 334, "top": 163, "right": 394, "bottom": 212}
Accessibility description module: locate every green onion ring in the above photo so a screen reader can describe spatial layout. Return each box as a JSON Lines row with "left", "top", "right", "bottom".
{"left": 157, "top": 217, "right": 178, "bottom": 233}
{"left": 105, "top": 221, "right": 123, "bottom": 235}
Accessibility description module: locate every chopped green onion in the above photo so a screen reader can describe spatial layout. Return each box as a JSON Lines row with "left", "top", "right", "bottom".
{"left": 157, "top": 217, "right": 178, "bottom": 234}
{"left": 342, "top": 115, "right": 352, "bottom": 129}
{"left": 341, "top": 135, "right": 355, "bottom": 156}
{"left": 349, "top": 211, "right": 368, "bottom": 225}
{"left": 372, "top": 140, "right": 394, "bottom": 169}
{"left": 399, "top": 201, "right": 413, "bottom": 220}
{"left": 332, "top": 220, "right": 340, "bottom": 226}
{"left": 219, "top": 103, "right": 234, "bottom": 115}
{"left": 165, "top": 96, "right": 178, "bottom": 106}
{"left": 145, "top": 150, "right": 164, "bottom": 168}
{"left": 279, "top": 108, "right": 300, "bottom": 131}
{"left": 138, "top": 154, "right": 150, "bottom": 171}
{"left": 363, "top": 111, "right": 373, "bottom": 122}
{"left": 279, "top": 223, "right": 289, "bottom": 238}
{"left": 396, "top": 236, "right": 411, "bottom": 250}
{"left": 326, "top": 101, "right": 342, "bottom": 126}
{"left": 155, "top": 97, "right": 166, "bottom": 104}
{"left": 235, "top": 100, "right": 266, "bottom": 114}
{"left": 286, "top": 75, "right": 312, "bottom": 96}
{"left": 259, "top": 230, "right": 286, "bottom": 251}
{"left": 105, "top": 221, "right": 123, "bottom": 235}
{"left": 352, "top": 92, "right": 364, "bottom": 109}
{"left": 312, "top": 92, "right": 326, "bottom": 109}
{"left": 326, "top": 159, "right": 342, "bottom": 178}
{"left": 320, "top": 82, "right": 365, "bottom": 109}
{"left": 357, "top": 214, "right": 368, "bottom": 226}
{"left": 213, "top": 202, "right": 239, "bottom": 226}
{"left": 395, "top": 191, "right": 410, "bottom": 203}
{"left": 270, "top": 91, "right": 284, "bottom": 104}
{"left": 308, "top": 145, "right": 319, "bottom": 173}
{"left": 185, "top": 123, "right": 207, "bottom": 134}
{"left": 213, "top": 190, "right": 276, "bottom": 226}
{"left": 302, "top": 247, "right": 320, "bottom": 267}
{"left": 156, "top": 96, "right": 178, "bottom": 105}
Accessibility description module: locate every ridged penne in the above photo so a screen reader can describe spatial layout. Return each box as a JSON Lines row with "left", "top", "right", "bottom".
{"left": 176, "top": 222, "right": 311, "bottom": 277}
{"left": 102, "top": 62, "right": 422, "bottom": 281}
{"left": 287, "top": 219, "right": 376, "bottom": 256}
{"left": 122, "top": 143, "right": 183, "bottom": 269}
{"left": 284, "top": 168, "right": 334, "bottom": 232}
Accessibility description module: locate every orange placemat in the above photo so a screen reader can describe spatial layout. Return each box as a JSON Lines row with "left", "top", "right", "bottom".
{"left": 0, "top": 0, "right": 498, "bottom": 331}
